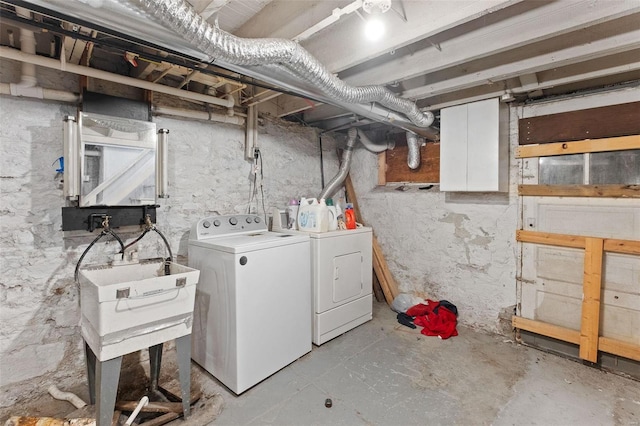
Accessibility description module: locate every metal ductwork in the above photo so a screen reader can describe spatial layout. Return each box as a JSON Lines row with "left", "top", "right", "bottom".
{"left": 130, "top": 0, "right": 434, "bottom": 128}
{"left": 356, "top": 129, "right": 394, "bottom": 153}
{"left": 406, "top": 132, "right": 422, "bottom": 170}
{"left": 319, "top": 128, "right": 358, "bottom": 200}
{"left": 11, "top": 0, "right": 436, "bottom": 135}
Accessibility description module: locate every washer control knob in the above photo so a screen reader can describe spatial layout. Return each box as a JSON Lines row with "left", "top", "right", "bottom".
{"left": 246, "top": 217, "right": 253, "bottom": 224}
{"left": 202, "top": 220, "right": 211, "bottom": 229}
{"left": 229, "top": 217, "right": 238, "bottom": 226}
{"left": 254, "top": 217, "right": 261, "bottom": 223}
{"left": 213, "top": 219, "right": 221, "bottom": 227}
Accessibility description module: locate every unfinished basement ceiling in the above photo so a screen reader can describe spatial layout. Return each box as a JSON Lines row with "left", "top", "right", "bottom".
{"left": 1, "top": 0, "right": 639, "bottom": 135}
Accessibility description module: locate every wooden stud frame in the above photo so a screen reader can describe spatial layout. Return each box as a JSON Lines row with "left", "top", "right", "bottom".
{"left": 516, "top": 135, "right": 640, "bottom": 158}
{"left": 518, "top": 184, "right": 640, "bottom": 198}
{"left": 517, "top": 134, "right": 640, "bottom": 198}
{"left": 513, "top": 230, "right": 640, "bottom": 363}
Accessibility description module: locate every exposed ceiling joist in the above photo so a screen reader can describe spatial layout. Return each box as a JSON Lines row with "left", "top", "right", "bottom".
{"left": 402, "top": 25, "right": 640, "bottom": 100}
{"left": 300, "top": 0, "right": 522, "bottom": 73}
{"left": 341, "top": 2, "right": 640, "bottom": 87}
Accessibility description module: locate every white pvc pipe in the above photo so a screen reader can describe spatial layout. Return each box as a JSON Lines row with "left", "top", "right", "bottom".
{"left": 124, "top": 395, "right": 149, "bottom": 426}
{"left": 0, "top": 82, "right": 79, "bottom": 102}
{"left": 47, "top": 385, "right": 87, "bottom": 409}
{"left": 156, "top": 128, "right": 169, "bottom": 198}
{"left": 0, "top": 46, "right": 235, "bottom": 109}
{"left": 153, "top": 105, "right": 245, "bottom": 126}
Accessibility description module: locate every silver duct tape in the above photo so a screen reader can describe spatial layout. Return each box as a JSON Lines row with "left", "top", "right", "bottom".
{"left": 406, "top": 132, "right": 421, "bottom": 169}
{"left": 130, "top": 0, "right": 434, "bottom": 128}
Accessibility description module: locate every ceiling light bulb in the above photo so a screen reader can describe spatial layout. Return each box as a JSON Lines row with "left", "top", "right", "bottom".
{"left": 364, "top": 17, "right": 385, "bottom": 42}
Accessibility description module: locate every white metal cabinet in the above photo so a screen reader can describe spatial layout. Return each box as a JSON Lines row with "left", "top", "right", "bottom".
{"left": 440, "top": 97, "right": 509, "bottom": 191}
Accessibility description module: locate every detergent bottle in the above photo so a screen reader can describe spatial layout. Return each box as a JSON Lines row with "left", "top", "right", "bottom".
{"left": 285, "top": 198, "right": 299, "bottom": 230}
{"left": 326, "top": 198, "right": 338, "bottom": 231}
{"left": 298, "top": 198, "right": 329, "bottom": 232}
{"left": 318, "top": 198, "right": 330, "bottom": 232}
{"left": 344, "top": 203, "right": 356, "bottom": 230}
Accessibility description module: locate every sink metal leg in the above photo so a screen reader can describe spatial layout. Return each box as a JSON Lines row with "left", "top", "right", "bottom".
{"left": 96, "top": 355, "right": 122, "bottom": 426}
{"left": 84, "top": 342, "right": 97, "bottom": 405}
{"left": 149, "top": 343, "right": 168, "bottom": 402}
{"left": 175, "top": 335, "right": 192, "bottom": 418}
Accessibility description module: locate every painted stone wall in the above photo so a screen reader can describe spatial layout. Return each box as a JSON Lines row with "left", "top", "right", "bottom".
{"left": 0, "top": 92, "right": 339, "bottom": 407}
{"left": 349, "top": 106, "right": 521, "bottom": 333}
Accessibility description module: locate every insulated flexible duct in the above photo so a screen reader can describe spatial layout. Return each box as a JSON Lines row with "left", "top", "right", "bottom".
{"left": 406, "top": 132, "right": 421, "bottom": 170}
{"left": 127, "top": 0, "right": 435, "bottom": 128}
{"left": 319, "top": 128, "right": 358, "bottom": 200}
{"left": 357, "top": 129, "right": 393, "bottom": 153}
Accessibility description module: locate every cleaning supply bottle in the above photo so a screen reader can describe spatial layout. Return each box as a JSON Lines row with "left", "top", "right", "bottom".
{"left": 286, "top": 198, "right": 299, "bottom": 230}
{"left": 318, "top": 198, "right": 329, "bottom": 232}
{"left": 344, "top": 203, "right": 356, "bottom": 229}
{"left": 326, "top": 199, "right": 338, "bottom": 231}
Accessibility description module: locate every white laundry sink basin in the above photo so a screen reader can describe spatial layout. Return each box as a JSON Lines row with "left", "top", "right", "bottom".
{"left": 79, "top": 258, "right": 200, "bottom": 361}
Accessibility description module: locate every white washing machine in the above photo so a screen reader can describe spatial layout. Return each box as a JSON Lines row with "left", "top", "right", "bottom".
{"left": 273, "top": 212, "right": 372, "bottom": 345}
{"left": 188, "top": 214, "right": 311, "bottom": 394}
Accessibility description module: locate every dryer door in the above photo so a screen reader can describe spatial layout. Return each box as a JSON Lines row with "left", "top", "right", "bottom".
{"left": 333, "top": 252, "right": 363, "bottom": 303}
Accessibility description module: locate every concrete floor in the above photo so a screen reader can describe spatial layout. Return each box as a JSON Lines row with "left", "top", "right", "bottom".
{"left": 2, "top": 301, "right": 638, "bottom": 425}
{"left": 182, "top": 301, "right": 639, "bottom": 426}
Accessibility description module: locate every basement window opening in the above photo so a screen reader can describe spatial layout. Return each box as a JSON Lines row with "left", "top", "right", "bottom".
{"left": 539, "top": 149, "right": 640, "bottom": 185}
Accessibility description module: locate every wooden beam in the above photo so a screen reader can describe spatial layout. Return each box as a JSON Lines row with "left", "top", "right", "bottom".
{"left": 372, "top": 246, "right": 395, "bottom": 305}
{"left": 384, "top": 142, "right": 440, "bottom": 184}
{"left": 599, "top": 336, "right": 640, "bottom": 362}
{"left": 579, "top": 238, "right": 604, "bottom": 362}
{"left": 518, "top": 230, "right": 640, "bottom": 255}
{"left": 372, "top": 237, "right": 399, "bottom": 303}
{"left": 516, "top": 230, "right": 586, "bottom": 249}
{"left": 140, "top": 412, "right": 181, "bottom": 426}
{"left": 343, "top": 1, "right": 640, "bottom": 87}
{"left": 371, "top": 272, "right": 385, "bottom": 303}
{"left": 518, "top": 184, "right": 640, "bottom": 198}
{"left": 512, "top": 316, "right": 580, "bottom": 344}
{"left": 115, "top": 400, "right": 183, "bottom": 413}
{"left": 519, "top": 102, "right": 640, "bottom": 145}
{"left": 603, "top": 238, "right": 640, "bottom": 255}
{"left": 403, "top": 27, "right": 640, "bottom": 100}
{"left": 344, "top": 174, "right": 399, "bottom": 304}
{"left": 513, "top": 316, "right": 640, "bottom": 361}
{"left": 516, "top": 135, "right": 640, "bottom": 158}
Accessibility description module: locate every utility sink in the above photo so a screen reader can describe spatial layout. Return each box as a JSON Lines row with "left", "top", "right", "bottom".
{"left": 79, "top": 258, "right": 200, "bottom": 361}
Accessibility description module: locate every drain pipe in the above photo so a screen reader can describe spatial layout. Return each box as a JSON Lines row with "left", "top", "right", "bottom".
{"left": 1, "top": 7, "right": 79, "bottom": 103}
{"left": 153, "top": 105, "right": 244, "bottom": 125}
{"left": 406, "top": 131, "right": 422, "bottom": 170}
{"left": 0, "top": 47, "right": 234, "bottom": 109}
{"left": 319, "top": 127, "right": 358, "bottom": 200}
{"left": 47, "top": 385, "right": 87, "bottom": 409}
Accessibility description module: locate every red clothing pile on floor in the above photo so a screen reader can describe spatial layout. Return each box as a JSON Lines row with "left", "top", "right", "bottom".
{"left": 406, "top": 299, "right": 458, "bottom": 339}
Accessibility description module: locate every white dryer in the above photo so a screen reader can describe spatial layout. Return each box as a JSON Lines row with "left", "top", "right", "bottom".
{"left": 273, "top": 214, "right": 372, "bottom": 345}
{"left": 188, "top": 214, "right": 311, "bottom": 394}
